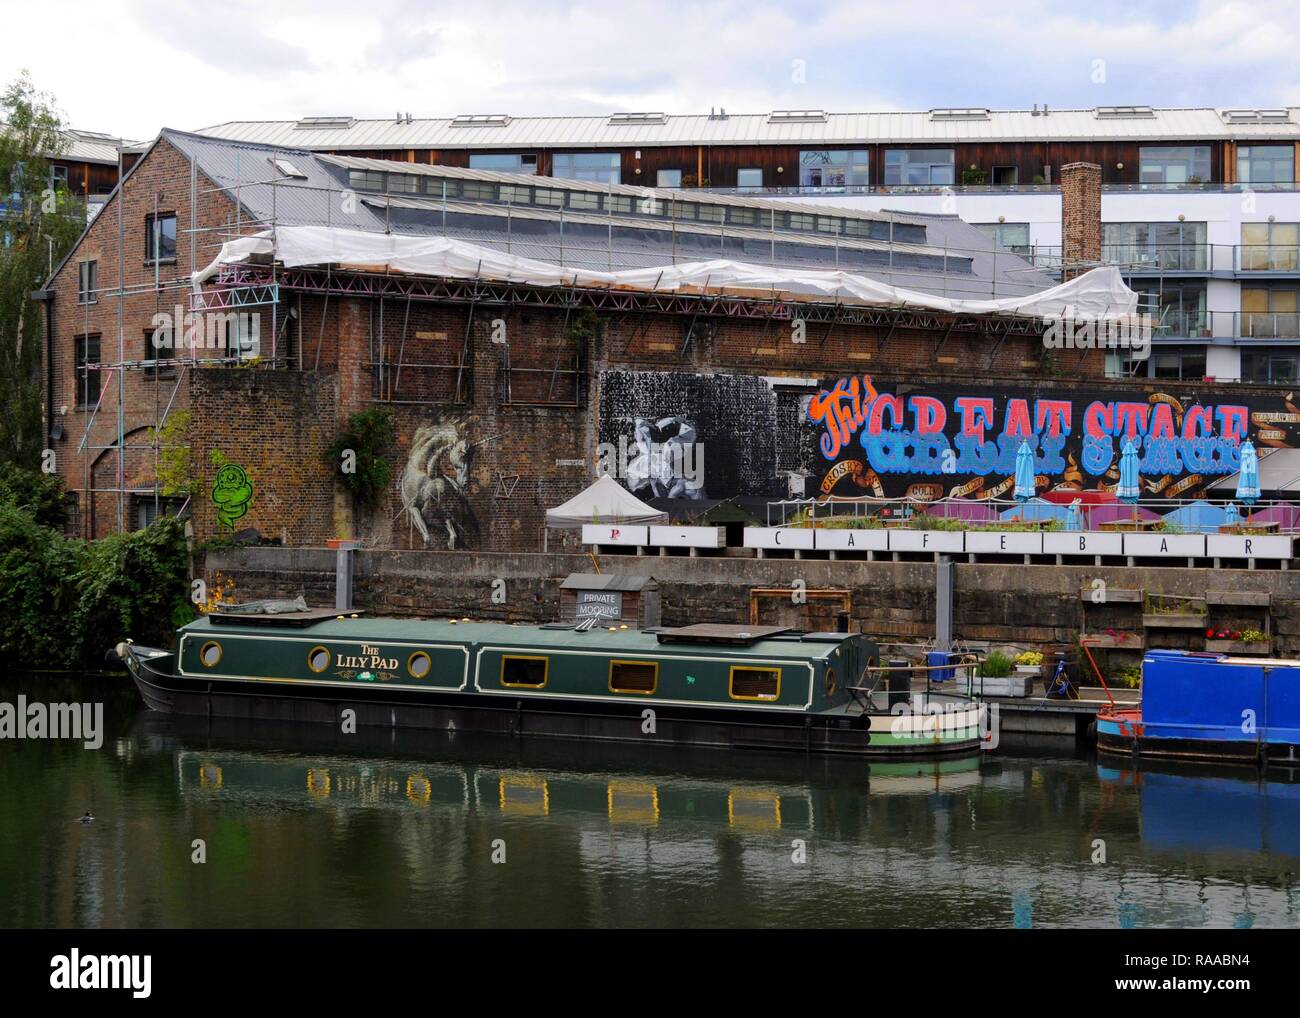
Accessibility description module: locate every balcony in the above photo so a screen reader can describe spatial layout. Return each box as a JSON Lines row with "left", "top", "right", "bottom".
{"left": 1102, "top": 243, "right": 1209, "bottom": 272}
{"left": 1239, "top": 311, "right": 1300, "bottom": 339}
{"left": 1236, "top": 244, "right": 1300, "bottom": 273}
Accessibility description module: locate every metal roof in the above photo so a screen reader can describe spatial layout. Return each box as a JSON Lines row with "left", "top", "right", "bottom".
{"left": 159, "top": 129, "right": 1056, "bottom": 301}
{"left": 56, "top": 129, "right": 141, "bottom": 165}
{"left": 195, "top": 107, "right": 1300, "bottom": 150}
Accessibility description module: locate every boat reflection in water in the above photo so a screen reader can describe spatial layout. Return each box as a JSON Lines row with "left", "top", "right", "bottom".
{"left": 123, "top": 714, "right": 1300, "bottom": 927}
{"left": 1098, "top": 759, "right": 1300, "bottom": 858}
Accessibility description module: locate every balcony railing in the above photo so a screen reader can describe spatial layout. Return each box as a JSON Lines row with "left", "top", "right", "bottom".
{"left": 1102, "top": 243, "right": 1209, "bottom": 272}
{"left": 1239, "top": 311, "right": 1300, "bottom": 339}
{"left": 1236, "top": 244, "right": 1300, "bottom": 272}
{"left": 698, "top": 181, "right": 1300, "bottom": 197}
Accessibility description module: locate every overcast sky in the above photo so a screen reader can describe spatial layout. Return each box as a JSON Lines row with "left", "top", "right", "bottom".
{"left": 2, "top": 0, "right": 1299, "bottom": 139}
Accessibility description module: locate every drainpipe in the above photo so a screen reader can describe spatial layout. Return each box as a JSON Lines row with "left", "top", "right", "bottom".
{"left": 32, "top": 287, "right": 55, "bottom": 446}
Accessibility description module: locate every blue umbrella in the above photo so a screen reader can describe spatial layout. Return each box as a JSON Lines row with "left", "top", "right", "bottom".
{"left": 1236, "top": 439, "right": 1260, "bottom": 505}
{"left": 1117, "top": 439, "right": 1141, "bottom": 504}
{"left": 1225, "top": 502, "right": 1240, "bottom": 525}
{"left": 1013, "top": 441, "right": 1036, "bottom": 503}
{"left": 1066, "top": 499, "right": 1083, "bottom": 531}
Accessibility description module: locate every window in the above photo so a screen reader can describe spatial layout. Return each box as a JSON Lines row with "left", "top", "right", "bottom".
{"left": 199, "top": 641, "right": 223, "bottom": 668}
{"left": 1138, "top": 146, "right": 1211, "bottom": 185}
{"left": 77, "top": 260, "right": 97, "bottom": 304}
{"left": 567, "top": 191, "right": 601, "bottom": 210}
{"left": 1242, "top": 346, "right": 1300, "bottom": 384}
{"left": 604, "top": 194, "right": 633, "bottom": 214}
{"left": 387, "top": 174, "right": 420, "bottom": 194}
{"left": 144, "top": 212, "right": 177, "bottom": 262}
{"left": 499, "top": 184, "right": 531, "bottom": 204}
{"left": 501, "top": 655, "right": 547, "bottom": 688}
{"left": 552, "top": 152, "right": 621, "bottom": 185}
{"left": 407, "top": 651, "right": 432, "bottom": 678}
{"left": 143, "top": 329, "right": 175, "bottom": 378}
{"left": 784, "top": 212, "right": 815, "bottom": 231}
{"left": 975, "top": 223, "right": 1031, "bottom": 255}
{"left": 133, "top": 495, "right": 186, "bottom": 530}
{"left": 460, "top": 180, "right": 497, "bottom": 201}
{"left": 1104, "top": 222, "right": 1207, "bottom": 270}
{"left": 736, "top": 168, "right": 763, "bottom": 189}
{"left": 1105, "top": 350, "right": 1149, "bottom": 378}
{"left": 1237, "top": 145, "right": 1294, "bottom": 186}
{"left": 1241, "top": 222, "right": 1299, "bottom": 271}
{"left": 468, "top": 153, "right": 537, "bottom": 174}
{"left": 1152, "top": 349, "right": 1206, "bottom": 381}
{"left": 991, "top": 165, "right": 1019, "bottom": 185}
{"left": 1132, "top": 280, "right": 1207, "bottom": 336}
{"left": 348, "top": 169, "right": 385, "bottom": 191}
{"left": 307, "top": 646, "right": 331, "bottom": 672}
{"left": 669, "top": 200, "right": 696, "bottom": 220}
{"left": 49, "top": 165, "right": 68, "bottom": 188}
{"left": 799, "top": 150, "right": 869, "bottom": 188}
{"left": 884, "top": 149, "right": 954, "bottom": 186}
{"left": 727, "top": 206, "right": 758, "bottom": 226}
{"left": 729, "top": 665, "right": 780, "bottom": 701}
{"left": 74, "top": 334, "right": 100, "bottom": 408}
{"left": 609, "top": 660, "right": 658, "bottom": 694}
{"left": 656, "top": 169, "right": 683, "bottom": 188}
{"left": 532, "top": 187, "right": 564, "bottom": 208}
{"left": 1242, "top": 287, "right": 1300, "bottom": 338}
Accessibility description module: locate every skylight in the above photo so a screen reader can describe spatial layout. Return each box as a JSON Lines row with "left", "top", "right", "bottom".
{"left": 1094, "top": 106, "right": 1156, "bottom": 119}
{"left": 929, "top": 108, "right": 991, "bottom": 121}
{"left": 294, "top": 116, "right": 355, "bottom": 130}
{"left": 608, "top": 112, "right": 667, "bottom": 125}
{"left": 450, "top": 114, "right": 511, "bottom": 128}
{"left": 768, "top": 110, "right": 828, "bottom": 124}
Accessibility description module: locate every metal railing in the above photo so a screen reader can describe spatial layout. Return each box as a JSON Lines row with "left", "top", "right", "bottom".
{"left": 765, "top": 494, "right": 1300, "bottom": 534}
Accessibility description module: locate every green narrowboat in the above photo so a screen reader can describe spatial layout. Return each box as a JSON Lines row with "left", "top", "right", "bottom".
{"left": 115, "top": 608, "right": 984, "bottom": 758}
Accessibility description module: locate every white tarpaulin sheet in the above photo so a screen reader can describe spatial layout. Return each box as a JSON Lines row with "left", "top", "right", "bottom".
{"left": 195, "top": 224, "right": 1137, "bottom": 320}
{"left": 546, "top": 475, "right": 668, "bottom": 529}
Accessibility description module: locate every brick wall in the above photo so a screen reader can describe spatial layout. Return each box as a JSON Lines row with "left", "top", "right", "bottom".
{"left": 1060, "top": 161, "right": 1102, "bottom": 279}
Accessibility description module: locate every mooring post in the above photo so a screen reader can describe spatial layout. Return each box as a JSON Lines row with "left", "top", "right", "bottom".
{"left": 333, "top": 539, "right": 362, "bottom": 611}
{"left": 935, "top": 554, "right": 954, "bottom": 652}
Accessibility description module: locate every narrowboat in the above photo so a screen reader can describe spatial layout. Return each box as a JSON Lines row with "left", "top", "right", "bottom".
{"left": 114, "top": 606, "right": 984, "bottom": 758}
{"left": 1097, "top": 649, "right": 1300, "bottom": 766}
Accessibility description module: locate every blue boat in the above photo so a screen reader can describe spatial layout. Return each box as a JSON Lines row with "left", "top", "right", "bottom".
{"left": 1097, "top": 649, "right": 1300, "bottom": 765}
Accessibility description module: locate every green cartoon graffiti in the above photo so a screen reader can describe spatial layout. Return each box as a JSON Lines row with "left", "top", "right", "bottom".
{"left": 212, "top": 463, "right": 254, "bottom": 529}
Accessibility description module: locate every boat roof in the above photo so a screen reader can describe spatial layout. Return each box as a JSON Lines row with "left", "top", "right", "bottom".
{"left": 181, "top": 615, "right": 858, "bottom": 661}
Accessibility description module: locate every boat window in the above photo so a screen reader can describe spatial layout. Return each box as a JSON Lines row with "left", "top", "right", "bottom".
{"left": 609, "top": 659, "right": 658, "bottom": 694}
{"left": 730, "top": 665, "right": 781, "bottom": 701}
{"left": 825, "top": 667, "right": 837, "bottom": 696}
{"left": 408, "top": 651, "right": 432, "bottom": 679}
{"left": 307, "top": 646, "right": 331, "bottom": 673}
{"left": 199, "top": 641, "right": 222, "bottom": 667}
{"left": 501, "top": 655, "right": 548, "bottom": 688}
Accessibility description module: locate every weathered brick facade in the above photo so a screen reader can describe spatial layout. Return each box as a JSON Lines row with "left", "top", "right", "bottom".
{"left": 1060, "top": 161, "right": 1103, "bottom": 278}
{"left": 44, "top": 135, "right": 1110, "bottom": 547}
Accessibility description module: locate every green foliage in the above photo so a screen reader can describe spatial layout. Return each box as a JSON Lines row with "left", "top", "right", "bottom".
{"left": 981, "top": 651, "right": 1013, "bottom": 678}
{"left": 0, "top": 501, "right": 193, "bottom": 669}
{"left": 0, "top": 460, "right": 69, "bottom": 528}
{"left": 1114, "top": 663, "right": 1142, "bottom": 689}
{"left": 149, "top": 409, "right": 192, "bottom": 496}
{"left": 327, "top": 407, "right": 396, "bottom": 513}
{"left": 0, "top": 72, "right": 85, "bottom": 469}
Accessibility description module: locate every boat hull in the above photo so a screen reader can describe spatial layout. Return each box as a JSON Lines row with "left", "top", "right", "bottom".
{"left": 125, "top": 647, "right": 983, "bottom": 759}
{"left": 1097, "top": 706, "right": 1300, "bottom": 766}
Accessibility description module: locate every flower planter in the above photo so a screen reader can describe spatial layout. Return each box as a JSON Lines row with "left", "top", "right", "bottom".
{"left": 1081, "top": 632, "right": 1145, "bottom": 649}
{"left": 1141, "top": 613, "right": 1206, "bottom": 629}
{"left": 1205, "top": 639, "right": 1271, "bottom": 655}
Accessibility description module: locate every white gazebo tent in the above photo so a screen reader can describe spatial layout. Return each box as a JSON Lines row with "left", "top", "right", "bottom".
{"left": 545, "top": 476, "right": 667, "bottom": 548}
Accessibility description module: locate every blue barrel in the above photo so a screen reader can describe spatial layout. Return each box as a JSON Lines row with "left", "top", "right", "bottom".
{"left": 927, "top": 650, "right": 955, "bottom": 683}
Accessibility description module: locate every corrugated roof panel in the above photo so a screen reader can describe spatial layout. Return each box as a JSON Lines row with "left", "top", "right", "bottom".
{"left": 196, "top": 107, "right": 1300, "bottom": 150}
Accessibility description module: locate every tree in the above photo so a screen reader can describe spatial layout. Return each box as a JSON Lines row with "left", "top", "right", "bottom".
{"left": 0, "top": 72, "right": 85, "bottom": 468}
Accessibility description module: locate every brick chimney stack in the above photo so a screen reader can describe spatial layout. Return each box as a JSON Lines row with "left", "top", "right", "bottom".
{"left": 1060, "top": 161, "right": 1102, "bottom": 280}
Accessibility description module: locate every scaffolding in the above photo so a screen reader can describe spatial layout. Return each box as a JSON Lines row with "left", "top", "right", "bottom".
{"left": 67, "top": 146, "right": 1096, "bottom": 536}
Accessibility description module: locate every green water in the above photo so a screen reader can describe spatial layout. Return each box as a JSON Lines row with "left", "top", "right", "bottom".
{"left": 1, "top": 674, "right": 1297, "bottom": 928}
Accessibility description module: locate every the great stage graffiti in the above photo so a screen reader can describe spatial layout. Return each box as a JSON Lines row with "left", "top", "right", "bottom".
{"left": 807, "top": 374, "right": 1295, "bottom": 501}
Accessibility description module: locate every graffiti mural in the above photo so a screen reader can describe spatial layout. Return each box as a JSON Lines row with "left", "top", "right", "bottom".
{"left": 400, "top": 415, "right": 480, "bottom": 549}
{"left": 807, "top": 374, "right": 1299, "bottom": 501}
{"left": 599, "top": 368, "right": 1300, "bottom": 505}
{"left": 212, "top": 463, "right": 254, "bottom": 529}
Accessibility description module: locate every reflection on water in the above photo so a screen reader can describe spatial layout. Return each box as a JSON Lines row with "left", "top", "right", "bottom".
{"left": 1, "top": 674, "right": 1297, "bottom": 928}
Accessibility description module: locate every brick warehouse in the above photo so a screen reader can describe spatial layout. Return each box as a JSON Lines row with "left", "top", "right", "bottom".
{"left": 40, "top": 128, "right": 1240, "bottom": 551}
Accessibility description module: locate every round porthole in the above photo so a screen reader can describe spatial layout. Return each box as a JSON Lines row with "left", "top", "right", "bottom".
{"left": 825, "top": 667, "right": 837, "bottom": 696}
{"left": 408, "top": 651, "right": 432, "bottom": 679}
{"left": 307, "top": 646, "right": 331, "bottom": 673}
{"left": 199, "top": 641, "right": 222, "bottom": 668}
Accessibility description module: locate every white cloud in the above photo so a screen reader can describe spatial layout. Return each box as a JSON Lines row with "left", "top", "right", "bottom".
{"left": 0, "top": 0, "right": 1296, "bottom": 139}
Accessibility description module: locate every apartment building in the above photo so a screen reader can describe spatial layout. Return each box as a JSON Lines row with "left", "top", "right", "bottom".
{"left": 197, "top": 105, "right": 1300, "bottom": 384}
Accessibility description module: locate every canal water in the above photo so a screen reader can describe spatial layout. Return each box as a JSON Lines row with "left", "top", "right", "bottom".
{"left": 2, "top": 674, "right": 1297, "bottom": 928}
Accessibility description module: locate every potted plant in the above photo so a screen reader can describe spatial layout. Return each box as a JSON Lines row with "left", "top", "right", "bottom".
{"left": 1014, "top": 650, "right": 1044, "bottom": 676}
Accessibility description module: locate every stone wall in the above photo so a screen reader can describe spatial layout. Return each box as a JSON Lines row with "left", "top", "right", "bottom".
{"left": 204, "top": 546, "right": 1300, "bottom": 660}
